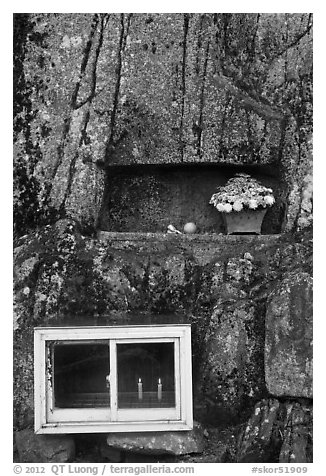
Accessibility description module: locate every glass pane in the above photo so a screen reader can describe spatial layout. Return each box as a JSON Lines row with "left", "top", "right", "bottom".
{"left": 52, "top": 342, "right": 110, "bottom": 408}
{"left": 117, "top": 342, "right": 175, "bottom": 409}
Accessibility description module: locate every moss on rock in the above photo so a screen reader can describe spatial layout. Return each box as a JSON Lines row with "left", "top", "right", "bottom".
{"left": 14, "top": 221, "right": 312, "bottom": 430}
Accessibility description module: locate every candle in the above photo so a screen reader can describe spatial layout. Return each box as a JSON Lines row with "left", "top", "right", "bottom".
{"left": 158, "top": 378, "right": 162, "bottom": 401}
{"left": 138, "top": 378, "right": 143, "bottom": 400}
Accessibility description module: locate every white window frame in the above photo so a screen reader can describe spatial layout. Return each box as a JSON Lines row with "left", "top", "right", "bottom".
{"left": 34, "top": 325, "right": 193, "bottom": 434}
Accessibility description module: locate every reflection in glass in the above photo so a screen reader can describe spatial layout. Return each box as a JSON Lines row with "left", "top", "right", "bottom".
{"left": 52, "top": 343, "right": 110, "bottom": 408}
{"left": 117, "top": 342, "right": 175, "bottom": 409}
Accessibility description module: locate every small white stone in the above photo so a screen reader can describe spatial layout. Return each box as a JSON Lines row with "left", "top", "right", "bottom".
{"left": 184, "top": 222, "right": 197, "bottom": 234}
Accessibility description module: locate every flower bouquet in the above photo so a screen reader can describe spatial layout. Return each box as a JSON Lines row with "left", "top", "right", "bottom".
{"left": 209, "top": 173, "right": 275, "bottom": 234}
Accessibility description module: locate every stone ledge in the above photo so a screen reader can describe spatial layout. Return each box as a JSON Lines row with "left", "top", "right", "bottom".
{"left": 97, "top": 230, "right": 282, "bottom": 243}
{"left": 105, "top": 422, "right": 206, "bottom": 456}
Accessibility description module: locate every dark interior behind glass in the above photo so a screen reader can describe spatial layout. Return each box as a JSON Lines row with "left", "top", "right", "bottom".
{"left": 117, "top": 342, "right": 175, "bottom": 409}
{"left": 53, "top": 342, "right": 110, "bottom": 408}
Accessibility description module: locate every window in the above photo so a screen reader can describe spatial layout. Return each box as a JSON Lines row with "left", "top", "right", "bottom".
{"left": 34, "top": 325, "right": 193, "bottom": 434}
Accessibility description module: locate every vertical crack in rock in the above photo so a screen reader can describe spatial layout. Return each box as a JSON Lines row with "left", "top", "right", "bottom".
{"left": 258, "top": 120, "right": 268, "bottom": 153}
{"left": 58, "top": 15, "right": 109, "bottom": 214}
{"left": 105, "top": 13, "right": 133, "bottom": 162}
{"left": 88, "top": 14, "right": 110, "bottom": 101}
{"left": 278, "top": 117, "right": 291, "bottom": 232}
{"left": 45, "top": 15, "right": 100, "bottom": 206}
{"left": 278, "top": 117, "right": 289, "bottom": 167}
{"left": 180, "top": 13, "right": 190, "bottom": 162}
{"left": 245, "top": 109, "right": 254, "bottom": 154}
{"left": 197, "top": 37, "right": 210, "bottom": 157}
{"left": 219, "top": 95, "right": 234, "bottom": 157}
{"left": 248, "top": 14, "right": 260, "bottom": 65}
{"left": 59, "top": 110, "right": 91, "bottom": 214}
{"left": 222, "top": 13, "right": 232, "bottom": 64}
{"left": 73, "top": 14, "right": 109, "bottom": 110}
{"left": 71, "top": 14, "right": 100, "bottom": 110}
{"left": 195, "top": 15, "right": 204, "bottom": 75}
{"left": 48, "top": 117, "right": 72, "bottom": 196}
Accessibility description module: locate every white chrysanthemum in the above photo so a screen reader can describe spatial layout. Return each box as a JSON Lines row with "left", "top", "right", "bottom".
{"left": 224, "top": 203, "right": 233, "bottom": 213}
{"left": 216, "top": 203, "right": 226, "bottom": 212}
{"left": 232, "top": 201, "right": 243, "bottom": 212}
{"left": 248, "top": 199, "right": 258, "bottom": 210}
{"left": 264, "top": 195, "right": 275, "bottom": 206}
{"left": 209, "top": 173, "right": 275, "bottom": 213}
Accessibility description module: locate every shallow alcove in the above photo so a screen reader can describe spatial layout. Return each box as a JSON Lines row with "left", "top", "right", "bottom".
{"left": 98, "top": 162, "right": 286, "bottom": 235}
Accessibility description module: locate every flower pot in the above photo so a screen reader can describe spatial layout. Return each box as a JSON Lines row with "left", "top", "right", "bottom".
{"left": 222, "top": 209, "right": 267, "bottom": 235}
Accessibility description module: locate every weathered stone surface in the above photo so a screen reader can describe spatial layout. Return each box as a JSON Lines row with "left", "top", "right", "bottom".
{"left": 188, "top": 427, "right": 238, "bottom": 463}
{"left": 265, "top": 271, "right": 313, "bottom": 398}
{"left": 279, "top": 402, "right": 313, "bottom": 463}
{"left": 202, "top": 299, "right": 265, "bottom": 424}
{"left": 14, "top": 221, "right": 312, "bottom": 431}
{"left": 13, "top": 13, "right": 313, "bottom": 463}
{"left": 106, "top": 423, "right": 205, "bottom": 455}
{"left": 14, "top": 14, "right": 312, "bottom": 238}
{"left": 237, "top": 399, "right": 313, "bottom": 463}
{"left": 236, "top": 399, "right": 285, "bottom": 463}
{"left": 15, "top": 430, "right": 75, "bottom": 463}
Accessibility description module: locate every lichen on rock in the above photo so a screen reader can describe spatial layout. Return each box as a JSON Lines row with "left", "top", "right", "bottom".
{"left": 13, "top": 13, "right": 313, "bottom": 463}
{"left": 265, "top": 271, "right": 313, "bottom": 398}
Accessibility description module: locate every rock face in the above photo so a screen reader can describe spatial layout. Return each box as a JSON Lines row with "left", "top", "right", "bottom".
{"left": 203, "top": 299, "right": 265, "bottom": 424}
{"left": 13, "top": 220, "right": 312, "bottom": 433}
{"left": 265, "top": 271, "right": 313, "bottom": 398}
{"left": 236, "top": 399, "right": 312, "bottom": 463}
{"left": 14, "top": 14, "right": 312, "bottom": 237}
{"left": 15, "top": 430, "right": 75, "bottom": 463}
{"left": 106, "top": 423, "right": 206, "bottom": 456}
{"left": 236, "top": 399, "right": 284, "bottom": 463}
{"left": 13, "top": 12, "right": 313, "bottom": 465}
{"left": 13, "top": 223, "right": 312, "bottom": 463}
{"left": 279, "top": 402, "right": 313, "bottom": 463}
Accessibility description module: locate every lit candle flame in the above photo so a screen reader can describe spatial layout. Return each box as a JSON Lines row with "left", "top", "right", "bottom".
{"left": 138, "top": 378, "right": 143, "bottom": 400}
